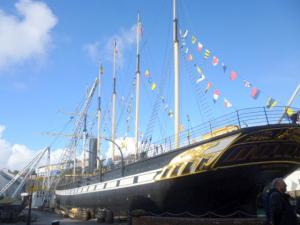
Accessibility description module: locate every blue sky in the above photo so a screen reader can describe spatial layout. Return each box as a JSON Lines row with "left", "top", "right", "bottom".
{"left": 0, "top": 0, "right": 300, "bottom": 169}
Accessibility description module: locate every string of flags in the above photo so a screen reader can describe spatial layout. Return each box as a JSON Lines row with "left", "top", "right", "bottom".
{"left": 144, "top": 69, "right": 175, "bottom": 118}
{"left": 180, "top": 28, "right": 281, "bottom": 110}
{"left": 193, "top": 60, "right": 232, "bottom": 108}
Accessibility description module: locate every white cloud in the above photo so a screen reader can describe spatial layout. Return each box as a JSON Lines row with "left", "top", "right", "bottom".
{"left": 0, "top": 125, "right": 35, "bottom": 170}
{"left": 6, "top": 144, "right": 35, "bottom": 169}
{"left": 84, "top": 24, "right": 137, "bottom": 67}
{"left": 106, "top": 136, "right": 140, "bottom": 159}
{"left": 0, "top": 0, "right": 57, "bottom": 69}
{"left": 83, "top": 42, "right": 100, "bottom": 63}
{"left": 0, "top": 125, "right": 5, "bottom": 138}
{"left": 0, "top": 124, "right": 63, "bottom": 171}
{"left": 49, "top": 148, "right": 65, "bottom": 165}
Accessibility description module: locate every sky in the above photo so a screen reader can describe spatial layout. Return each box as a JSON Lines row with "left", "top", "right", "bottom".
{"left": 0, "top": 0, "right": 300, "bottom": 170}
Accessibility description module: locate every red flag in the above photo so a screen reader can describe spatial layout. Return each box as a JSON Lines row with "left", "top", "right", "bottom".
{"left": 213, "top": 89, "right": 220, "bottom": 103}
{"left": 251, "top": 87, "right": 260, "bottom": 99}
{"left": 224, "top": 98, "right": 233, "bottom": 108}
{"left": 204, "top": 82, "right": 212, "bottom": 93}
{"left": 212, "top": 56, "right": 219, "bottom": 66}
{"left": 197, "top": 42, "right": 203, "bottom": 52}
{"left": 230, "top": 71, "right": 237, "bottom": 80}
{"left": 187, "top": 54, "right": 193, "bottom": 61}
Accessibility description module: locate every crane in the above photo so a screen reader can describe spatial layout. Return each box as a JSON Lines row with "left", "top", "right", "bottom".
{"left": 0, "top": 147, "right": 49, "bottom": 198}
{"left": 47, "top": 76, "right": 99, "bottom": 191}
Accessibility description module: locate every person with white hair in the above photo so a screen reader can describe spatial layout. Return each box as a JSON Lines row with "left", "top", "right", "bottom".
{"left": 268, "top": 178, "right": 298, "bottom": 225}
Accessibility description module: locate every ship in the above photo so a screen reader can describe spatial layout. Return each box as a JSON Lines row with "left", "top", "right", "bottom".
{"left": 54, "top": 0, "right": 300, "bottom": 221}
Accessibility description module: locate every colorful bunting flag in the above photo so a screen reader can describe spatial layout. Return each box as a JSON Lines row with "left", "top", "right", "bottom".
{"left": 251, "top": 87, "right": 260, "bottom": 99}
{"left": 196, "top": 74, "right": 206, "bottom": 83}
{"left": 148, "top": 78, "right": 152, "bottom": 84}
{"left": 213, "top": 89, "right": 220, "bottom": 103}
{"left": 204, "top": 82, "right": 212, "bottom": 93}
{"left": 182, "top": 29, "right": 188, "bottom": 39}
{"left": 179, "top": 124, "right": 185, "bottom": 132}
{"left": 164, "top": 104, "right": 169, "bottom": 111}
{"left": 230, "top": 71, "right": 238, "bottom": 80}
{"left": 187, "top": 54, "right": 193, "bottom": 61}
{"left": 197, "top": 42, "right": 203, "bottom": 52}
{"left": 266, "top": 97, "right": 278, "bottom": 109}
{"left": 204, "top": 49, "right": 211, "bottom": 59}
{"left": 286, "top": 107, "right": 294, "bottom": 117}
{"left": 243, "top": 80, "right": 252, "bottom": 88}
{"left": 224, "top": 98, "right": 233, "bottom": 108}
{"left": 212, "top": 56, "right": 219, "bottom": 66}
{"left": 195, "top": 64, "right": 202, "bottom": 74}
{"left": 151, "top": 82, "right": 156, "bottom": 90}
{"left": 185, "top": 47, "right": 189, "bottom": 54}
{"left": 168, "top": 111, "right": 174, "bottom": 117}
{"left": 192, "top": 35, "right": 197, "bottom": 44}
{"left": 145, "top": 69, "right": 150, "bottom": 77}
{"left": 222, "top": 62, "right": 227, "bottom": 73}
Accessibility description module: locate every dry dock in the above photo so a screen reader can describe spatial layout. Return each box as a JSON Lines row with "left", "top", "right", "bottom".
{"left": 4, "top": 209, "right": 299, "bottom": 225}
{"left": 8, "top": 209, "right": 126, "bottom": 225}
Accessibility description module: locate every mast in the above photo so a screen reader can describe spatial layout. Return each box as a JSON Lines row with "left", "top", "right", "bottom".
{"left": 97, "top": 63, "right": 103, "bottom": 170}
{"left": 73, "top": 142, "right": 76, "bottom": 181}
{"left": 173, "top": 0, "right": 180, "bottom": 148}
{"left": 135, "top": 13, "right": 141, "bottom": 159}
{"left": 111, "top": 40, "right": 117, "bottom": 161}
{"left": 82, "top": 114, "right": 87, "bottom": 175}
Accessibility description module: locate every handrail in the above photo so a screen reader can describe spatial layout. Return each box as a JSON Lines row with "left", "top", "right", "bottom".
{"left": 139, "top": 106, "right": 298, "bottom": 160}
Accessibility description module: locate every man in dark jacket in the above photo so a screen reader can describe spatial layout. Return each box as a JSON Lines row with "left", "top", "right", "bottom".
{"left": 269, "top": 178, "right": 298, "bottom": 225}
{"left": 263, "top": 187, "right": 275, "bottom": 225}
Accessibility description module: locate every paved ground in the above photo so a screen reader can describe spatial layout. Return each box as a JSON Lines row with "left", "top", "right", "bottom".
{"left": 7, "top": 209, "right": 127, "bottom": 225}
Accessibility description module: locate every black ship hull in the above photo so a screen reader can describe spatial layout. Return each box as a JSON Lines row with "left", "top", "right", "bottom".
{"left": 56, "top": 125, "right": 300, "bottom": 217}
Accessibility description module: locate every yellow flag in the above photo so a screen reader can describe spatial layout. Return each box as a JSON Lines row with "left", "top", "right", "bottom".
{"left": 145, "top": 69, "right": 150, "bottom": 77}
{"left": 204, "top": 49, "right": 211, "bottom": 59}
{"left": 151, "top": 82, "right": 157, "bottom": 90}
{"left": 121, "top": 141, "right": 127, "bottom": 149}
{"left": 286, "top": 107, "right": 294, "bottom": 116}
{"left": 192, "top": 35, "right": 197, "bottom": 44}
{"left": 179, "top": 124, "right": 184, "bottom": 132}
{"left": 196, "top": 65, "right": 202, "bottom": 74}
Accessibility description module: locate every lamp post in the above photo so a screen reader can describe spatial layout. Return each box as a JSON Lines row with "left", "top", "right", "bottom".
{"left": 98, "top": 137, "right": 124, "bottom": 179}
{"left": 26, "top": 173, "right": 37, "bottom": 225}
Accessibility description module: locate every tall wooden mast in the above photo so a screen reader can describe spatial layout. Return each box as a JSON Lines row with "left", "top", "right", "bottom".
{"left": 135, "top": 13, "right": 142, "bottom": 159}
{"left": 173, "top": 0, "right": 180, "bottom": 148}
{"left": 97, "top": 62, "right": 103, "bottom": 169}
{"left": 111, "top": 41, "right": 117, "bottom": 161}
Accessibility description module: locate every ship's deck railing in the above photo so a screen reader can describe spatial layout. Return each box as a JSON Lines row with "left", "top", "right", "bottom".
{"left": 58, "top": 106, "right": 299, "bottom": 186}
{"left": 138, "top": 106, "right": 299, "bottom": 160}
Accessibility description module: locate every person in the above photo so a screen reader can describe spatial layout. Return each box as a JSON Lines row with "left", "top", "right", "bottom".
{"left": 268, "top": 178, "right": 298, "bottom": 225}
{"left": 262, "top": 186, "right": 275, "bottom": 225}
